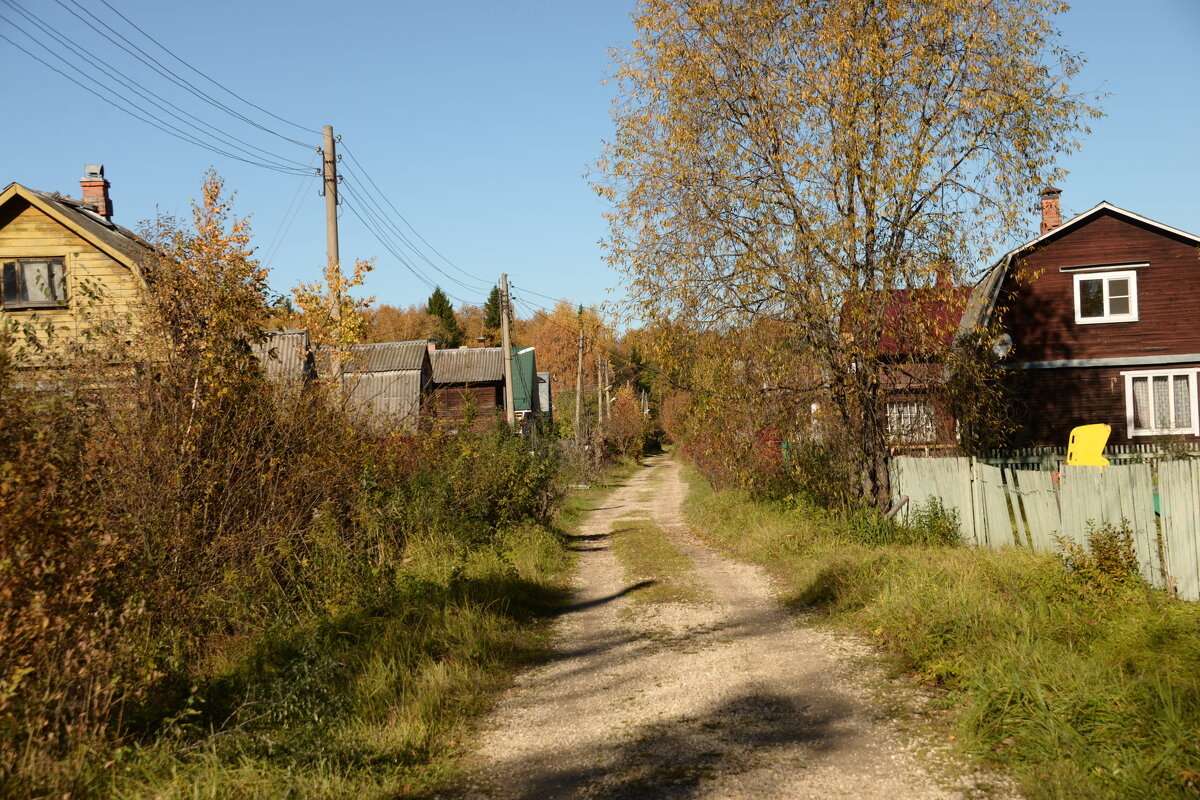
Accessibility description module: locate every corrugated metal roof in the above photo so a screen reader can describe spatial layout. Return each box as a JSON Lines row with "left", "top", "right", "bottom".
{"left": 344, "top": 370, "right": 424, "bottom": 430}
{"left": 250, "top": 329, "right": 313, "bottom": 381}
{"left": 430, "top": 347, "right": 504, "bottom": 384}
{"left": 343, "top": 340, "right": 429, "bottom": 372}
{"left": 313, "top": 340, "right": 430, "bottom": 375}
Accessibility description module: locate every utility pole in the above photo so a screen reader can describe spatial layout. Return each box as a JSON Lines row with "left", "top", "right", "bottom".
{"left": 500, "top": 273, "right": 516, "bottom": 426}
{"left": 603, "top": 359, "right": 611, "bottom": 421}
{"left": 322, "top": 125, "right": 342, "bottom": 380}
{"left": 596, "top": 355, "right": 603, "bottom": 429}
{"left": 574, "top": 310, "right": 584, "bottom": 445}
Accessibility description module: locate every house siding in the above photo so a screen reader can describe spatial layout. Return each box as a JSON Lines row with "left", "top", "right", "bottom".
{"left": 0, "top": 198, "right": 142, "bottom": 356}
{"left": 1014, "top": 364, "right": 1200, "bottom": 446}
{"left": 1001, "top": 211, "right": 1200, "bottom": 363}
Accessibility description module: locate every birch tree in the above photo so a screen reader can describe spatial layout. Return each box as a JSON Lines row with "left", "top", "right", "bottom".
{"left": 597, "top": 0, "right": 1100, "bottom": 508}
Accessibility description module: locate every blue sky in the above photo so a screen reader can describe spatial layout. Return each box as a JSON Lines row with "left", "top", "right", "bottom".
{"left": 3, "top": 0, "right": 1198, "bottom": 320}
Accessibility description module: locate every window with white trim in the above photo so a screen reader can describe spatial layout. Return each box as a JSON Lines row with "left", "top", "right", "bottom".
{"left": 886, "top": 401, "right": 936, "bottom": 444}
{"left": 2, "top": 258, "right": 68, "bottom": 309}
{"left": 1124, "top": 369, "right": 1198, "bottom": 436}
{"left": 1073, "top": 269, "right": 1137, "bottom": 324}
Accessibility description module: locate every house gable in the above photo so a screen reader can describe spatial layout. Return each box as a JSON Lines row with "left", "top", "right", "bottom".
{"left": 0, "top": 184, "right": 146, "bottom": 355}
{"left": 999, "top": 207, "right": 1200, "bottom": 364}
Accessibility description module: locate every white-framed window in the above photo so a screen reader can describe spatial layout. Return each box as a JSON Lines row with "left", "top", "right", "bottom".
{"left": 1123, "top": 369, "right": 1198, "bottom": 436}
{"left": 1073, "top": 269, "right": 1138, "bottom": 324}
{"left": 2, "top": 257, "right": 68, "bottom": 309}
{"left": 886, "top": 400, "right": 936, "bottom": 444}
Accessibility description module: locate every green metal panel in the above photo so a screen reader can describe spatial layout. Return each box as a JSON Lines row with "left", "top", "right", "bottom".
{"left": 511, "top": 347, "right": 537, "bottom": 412}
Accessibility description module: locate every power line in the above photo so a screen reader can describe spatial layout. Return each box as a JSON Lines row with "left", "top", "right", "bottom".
{"left": 340, "top": 143, "right": 494, "bottom": 286}
{"left": 95, "top": 0, "right": 319, "bottom": 138}
{"left": 3, "top": 2, "right": 311, "bottom": 173}
{"left": 263, "top": 153, "right": 321, "bottom": 268}
{"left": 47, "top": 0, "right": 313, "bottom": 149}
{"left": 0, "top": 29, "right": 311, "bottom": 175}
{"left": 338, "top": 167, "right": 492, "bottom": 295}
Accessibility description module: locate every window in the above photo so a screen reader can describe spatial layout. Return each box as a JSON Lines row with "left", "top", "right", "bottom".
{"left": 1124, "top": 369, "right": 1198, "bottom": 436}
{"left": 1073, "top": 269, "right": 1137, "bottom": 324}
{"left": 886, "top": 401, "right": 936, "bottom": 444}
{"left": 2, "top": 258, "right": 67, "bottom": 309}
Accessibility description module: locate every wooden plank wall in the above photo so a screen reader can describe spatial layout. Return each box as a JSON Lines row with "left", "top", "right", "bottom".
{"left": 892, "top": 455, "right": 1200, "bottom": 598}
{"left": 0, "top": 202, "right": 142, "bottom": 357}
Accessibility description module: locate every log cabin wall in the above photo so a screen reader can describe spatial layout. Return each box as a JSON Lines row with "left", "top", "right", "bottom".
{"left": 432, "top": 383, "right": 504, "bottom": 426}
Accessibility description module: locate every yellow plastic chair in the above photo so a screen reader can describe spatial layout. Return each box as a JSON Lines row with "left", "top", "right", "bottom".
{"left": 1067, "top": 424, "right": 1111, "bottom": 467}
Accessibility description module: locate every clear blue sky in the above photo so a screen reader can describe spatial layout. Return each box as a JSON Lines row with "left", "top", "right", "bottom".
{"left": 3, "top": 0, "right": 1198, "bottom": 318}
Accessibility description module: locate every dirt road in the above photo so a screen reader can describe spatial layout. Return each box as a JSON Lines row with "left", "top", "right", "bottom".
{"left": 462, "top": 455, "right": 1004, "bottom": 799}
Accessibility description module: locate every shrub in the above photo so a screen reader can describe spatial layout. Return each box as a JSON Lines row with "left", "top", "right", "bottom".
{"left": 1056, "top": 520, "right": 1142, "bottom": 594}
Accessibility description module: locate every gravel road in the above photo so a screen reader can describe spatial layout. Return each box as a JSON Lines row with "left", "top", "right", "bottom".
{"left": 461, "top": 454, "right": 1011, "bottom": 799}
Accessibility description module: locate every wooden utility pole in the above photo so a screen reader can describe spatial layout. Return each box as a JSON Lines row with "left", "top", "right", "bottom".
{"left": 322, "top": 125, "right": 342, "bottom": 380}
{"left": 574, "top": 311, "right": 584, "bottom": 445}
{"left": 500, "top": 273, "right": 516, "bottom": 426}
{"left": 596, "top": 355, "right": 603, "bottom": 429}
{"left": 603, "top": 359, "right": 610, "bottom": 421}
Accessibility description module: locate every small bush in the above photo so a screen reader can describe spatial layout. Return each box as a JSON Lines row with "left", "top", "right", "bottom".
{"left": 1056, "top": 520, "right": 1142, "bottom": 593}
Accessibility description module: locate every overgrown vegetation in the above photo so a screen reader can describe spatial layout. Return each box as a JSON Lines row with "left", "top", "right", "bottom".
{"left": 684, "top": 467, "right": 1200, "bottom": 800}
{"left": 0, "top": 174, "right": 582, "bottom": 798}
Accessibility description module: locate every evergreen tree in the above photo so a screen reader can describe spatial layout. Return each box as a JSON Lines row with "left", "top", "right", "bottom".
{"left": 427, "top": 286, "right": 464, "bottom": 348}
{"left": 484, "top": 286, "right": 502, "bottom": 333}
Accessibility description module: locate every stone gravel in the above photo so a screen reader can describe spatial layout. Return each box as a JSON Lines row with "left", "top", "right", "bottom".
{"left": 458, "top": 455, "right": 1017, "bottom": 799}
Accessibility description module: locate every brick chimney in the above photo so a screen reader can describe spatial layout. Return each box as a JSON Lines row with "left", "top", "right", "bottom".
{"left": 1039, "top": 186, "right": 1062, "bottom": 234}
{"left": 79, "top": 164, "right": 112, "bottom": 221}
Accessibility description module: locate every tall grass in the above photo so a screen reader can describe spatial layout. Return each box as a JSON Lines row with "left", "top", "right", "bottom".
{"left": 684, "top": 467, "right": 1200, "bottom": 800}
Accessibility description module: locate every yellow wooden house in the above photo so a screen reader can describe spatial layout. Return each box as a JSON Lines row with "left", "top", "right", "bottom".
{"left": 1, "top": 165, "right": 149, "bottom": 362}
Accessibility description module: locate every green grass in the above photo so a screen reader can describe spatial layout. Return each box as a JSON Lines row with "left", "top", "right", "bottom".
{"left": 102, "top": 523, "right": 570, "bottom": 799}
{"left": 682, "top": 463, "right": 1200, "bottom": 800}
{"left": 609, "top": 515, "right": 705, "bottom": 604}
{"left": 89, "top": 466, "right": 642, "bottom": 799}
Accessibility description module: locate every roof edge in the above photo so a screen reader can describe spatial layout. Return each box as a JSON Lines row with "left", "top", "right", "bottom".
{"left": 0, "top": 182, "right": 141, "bottom": 268}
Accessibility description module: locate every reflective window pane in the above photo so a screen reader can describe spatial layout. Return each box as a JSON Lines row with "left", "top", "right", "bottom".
{"left": 1079, "top": 279, "right": 1104, "bottom": 317}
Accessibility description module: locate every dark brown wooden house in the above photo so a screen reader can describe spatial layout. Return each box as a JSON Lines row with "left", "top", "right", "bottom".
{"left": 975, "top": 189, "right": 1200, "bottom": 446}
{"left": 429, "top": 347, "right": 505, "bottom": 426}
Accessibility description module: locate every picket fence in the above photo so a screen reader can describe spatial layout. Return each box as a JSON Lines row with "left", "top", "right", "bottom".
{"left": 890, "top": 455, "right": 1200, "bottom": 600}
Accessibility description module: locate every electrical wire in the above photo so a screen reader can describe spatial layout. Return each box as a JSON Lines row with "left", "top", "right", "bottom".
{"left": 48, "top": 0, "right": 314, "bottom": 149}
{"left": 340, "top": 143, "right": 493, "bottom": 287}
{"left": 0, "top": 29, "right": 311, "bottom": 175}
{"left": 2, "top": 2, "right": 311, "bottom": 173}
{"left": 263, "top": 153, "right": 321, "bottom": 268}
{"left": 340, "top": 194, "right": 454, "bottom": 297}
{"left": 338, "top": 167, "right": 493, "bottom": 295}
{"left": 95, "top": 0, "right": 319, "bottom": 137}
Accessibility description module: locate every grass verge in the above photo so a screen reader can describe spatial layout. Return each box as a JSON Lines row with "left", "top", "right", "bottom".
{"left": 92, "top": 464, "right": 639, "bottom": 799}
{"left": 682, "top": 463, "right": 1200, "bottom": 800}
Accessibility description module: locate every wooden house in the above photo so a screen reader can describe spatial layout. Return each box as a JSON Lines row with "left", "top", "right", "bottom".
{"left": 1, "top": 166, "right": 149, "bottom": 362}
{"left": 876, "top": 285, "right": 974, "bottom": 451}
{"left": 975, "top": 189, "right": 1200, "bottom": 445}
{"left": 429, "top": 345, "right": 539, "bottom": 427}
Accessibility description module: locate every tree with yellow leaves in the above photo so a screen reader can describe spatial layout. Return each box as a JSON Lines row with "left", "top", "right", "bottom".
{"left": 597, "top": 0, "right": 1101, "bottom": 509}
{"left": 291, "top": 257, "right": 375, "bottom": 351}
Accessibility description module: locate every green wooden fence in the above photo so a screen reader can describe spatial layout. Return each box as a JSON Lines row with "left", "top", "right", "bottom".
{"left": 890, "top": 455, "right": 1200, "bottom": 599}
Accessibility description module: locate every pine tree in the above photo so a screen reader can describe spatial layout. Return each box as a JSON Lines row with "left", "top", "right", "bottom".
{"left": 427, "top": 286, "right": 464, "bottom": 348}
